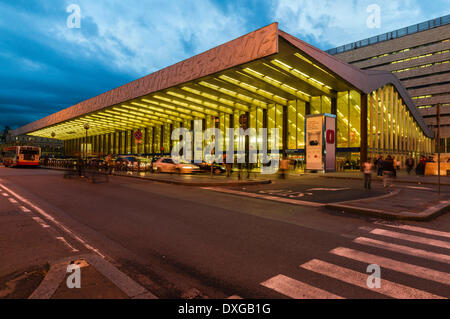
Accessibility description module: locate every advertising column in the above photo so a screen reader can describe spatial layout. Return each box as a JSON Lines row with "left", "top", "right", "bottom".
{"left": 325, "top": 115, "right": 336, "bottom": 172}
{"left": 305, "top": 115, "right": 323, "bottom": 171}
{"left": 305, "top": 114, "right": 336, "bottom": 172}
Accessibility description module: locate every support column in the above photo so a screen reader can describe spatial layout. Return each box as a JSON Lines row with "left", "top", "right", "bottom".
{"left": 282, "top": 105, "right": 288, "bottom": 155}
{"left": 360, "top": 93, "right": 368, "bottom": 166}
{"left": 118, "top": 131, "right": 122, "bottom": 154}
{"left": 144, "top": 128, "right": 149, "bottom": 154}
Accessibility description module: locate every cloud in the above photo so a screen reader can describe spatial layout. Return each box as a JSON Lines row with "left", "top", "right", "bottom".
{"left": 272, "top": 0, "right": 437, "bottom": 49}
{"left": 53, "top": 0, "right": 247, "bottom": 75}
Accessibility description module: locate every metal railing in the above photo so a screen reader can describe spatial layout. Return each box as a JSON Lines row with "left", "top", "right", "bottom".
{"left": 327, "top": 14, "right": 450, "bottom": 55}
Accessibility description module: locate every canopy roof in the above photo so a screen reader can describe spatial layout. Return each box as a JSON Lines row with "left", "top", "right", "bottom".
{"left": 12, "top": 23, "right": 433, "bottom": 139}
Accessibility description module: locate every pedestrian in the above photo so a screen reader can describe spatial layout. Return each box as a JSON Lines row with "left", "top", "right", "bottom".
{"left": 405, "top": 156, "right": 414, "bottom": 175}
{"left": 363, "top": 158, "right": 373, "bottom": 190}
{"left": 223, "top": 153, "right": 232, "bottom": 178}
{"left": 376, "top": 155, "right": 384, "bottom": 177}
{"left": 279, "top": 155, "right": 289, "bottom": 179}
{"left": 105, "top": 154, "right": 113, "bottom": 175}
{"left": 416, "top": 156, "right": 426, "bottom": 175}
{"left": 382, "top": 155, "right": 395, "bottom": 187}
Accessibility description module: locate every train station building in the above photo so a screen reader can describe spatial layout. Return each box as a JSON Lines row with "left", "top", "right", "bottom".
{"left": 12, "top": 23, "right": 434, "bottom": 168}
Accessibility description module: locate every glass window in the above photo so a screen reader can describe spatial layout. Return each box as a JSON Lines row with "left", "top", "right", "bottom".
{"left": 297, "top": 101, "right": 306, "bottom": 149}
{"left": 276, "top": 104, "right": 283, "bottom": 150}
{"left": 398, "top": 28, "right": 407, "bottom": 37}
{"left": 349, "top": 91, "right": 361, "bottom": 148}
{"left": 407, "top": 25, "right": 418, "bottom": 34}
{"left": 379, "top": 33, "right": 387, "bottom": 41}
{"left": 361, "top": 39, "right": 369, "bottom": 46}
{"left": 418, "top": 22, "right": 429, "bottom": 31}
{"left": 369, "top": 36, "right": 378, "bottom": 45}
{"left": 337, "top": 91, "right": 349, "bottom": 148}
{"left": 322, "top": 96, "right": 332, "bottom": 114}
{"left": 441, "top": 15, "right": 450, "bottom": 24}
{"left": 310, "top": 97, "right": 321, "bottom": 114}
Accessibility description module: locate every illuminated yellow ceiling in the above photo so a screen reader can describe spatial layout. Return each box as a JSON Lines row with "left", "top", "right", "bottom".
{"left": 29, "top": 39, "right": 352, "bottom": 140}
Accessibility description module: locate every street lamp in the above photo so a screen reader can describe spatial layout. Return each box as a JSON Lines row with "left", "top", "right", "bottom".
{"left": 51, "top": 132, "right": 55, "bottom": 158}
{"left": 84, "top": 123, "right": 90, "bottom": 160}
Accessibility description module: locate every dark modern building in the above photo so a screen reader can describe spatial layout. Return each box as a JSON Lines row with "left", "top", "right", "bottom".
{"left": 11, "top": 23, "right": 433, "bottom": 168}
{"left": 329, "top": 14, "right": 450, "bottom": 152}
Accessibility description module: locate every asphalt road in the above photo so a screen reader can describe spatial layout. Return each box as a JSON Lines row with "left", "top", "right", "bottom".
{"left": 0, "top": 167, "right": 449, "bottom": 299}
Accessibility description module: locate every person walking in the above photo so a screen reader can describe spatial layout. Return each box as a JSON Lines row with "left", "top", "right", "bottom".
{"left": 363, "top": 158, "right": 373, "bottom": 190}
{"left": 279, "top": 155, "right": 289, "bottom": 179}
{"left": 105, "top": 154, "right": 113, "bottom": 175}
{"left": 405, "top": 156, "right": 414, "bottom": 175}
{"left": 382, "top": 155, "right": 395, "bottom": 187}
{"left": 223, "top": 153, "right": 232, "bottom": 178}
{"left": 376, "top": 155, "right": 384, "bottom": 177}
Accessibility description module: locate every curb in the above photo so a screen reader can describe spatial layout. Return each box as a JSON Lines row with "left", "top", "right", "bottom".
{"left": 39, "top": 166, "right": 272, "bottom": 187}
{"left": 320, "top": 175, "right": 450, "bottom": 186}
{"left": 112, "top": 173, "right": 272, "bottom": 187}
{"left": 325, "top": 189, "right": 450, "bottom": 221}
{"left": 202, "top": 187, "right": 325, "bottom": 207}
{"left": 29, "top": 254, "right": 158, "bottom": 299}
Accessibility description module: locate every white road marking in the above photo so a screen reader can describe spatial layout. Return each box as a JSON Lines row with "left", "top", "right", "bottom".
{"left": 32, "top": 216, "right": 50, "bottom": 228}
{"left": 306, "top": 188, "right": 351, "bottom": 191}
{"left": 370, "top": 228, "right": 450, "bottom": 250}
{"left": 1, "top": 192, "right": 9, "bottom": 197}
{"left": 300, "top": 259, "right": 445, "bottom": 299}
{"left": 19, "top": 206, "right": 31, "bottom": 213}
{"left": 0, "top": 182, "right": 105, "bottom": 258}
{"left": 227, "top": 295, "right": 243, "bottom": 299}
{"left": 202, "top": 187, "right": 325, "bottom": 207}
{"left": 331, "top": 247, "right": 450, "bottom": 285}
{"left": 405, "top": 186, "right": 432, "bottom": 190}
{"left": 8, "top": 197, "right": 18, "bottom": 204}
{"left": 354, "top": 237, "right": 450, "bottom": 264}
{"left": 377, "top": 223, "right": 450, "bottom": 239}
{"left": 56, "top": 237, "right": 79, "bottom": 252}
{"left": 260, "top": 274, "right": 343, "bottom": 299}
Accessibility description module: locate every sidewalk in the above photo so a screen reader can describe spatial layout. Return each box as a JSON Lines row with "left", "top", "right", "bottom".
{"left": 319, "top": 170, "right": 450, "bottom": 186}
{"left": 326, "top": 189, "right": 450, "bottom": 221}
{"left": 0, "top": 184, "right": 156, "bottom": 299}
{"left": 29, "top": 254, "right": 157, "bottom": 299}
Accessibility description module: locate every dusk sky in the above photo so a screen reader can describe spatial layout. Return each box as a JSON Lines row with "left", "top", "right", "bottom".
{"left": 1, "top": 0, "right": 449, "bottom": 130}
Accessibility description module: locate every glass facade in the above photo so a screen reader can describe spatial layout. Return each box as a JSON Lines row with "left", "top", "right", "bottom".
{"left": 64, "top": 84, "right": 432, "bottom": 172}
{"left": 367, "top": 84, "right": 433, "bottom": 165}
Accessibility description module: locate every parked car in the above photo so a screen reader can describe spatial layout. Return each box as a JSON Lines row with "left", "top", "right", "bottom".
{"left": 114, "top": 156, "right": 138, "bottom": 169}
{"left": 153, "top": 157, "right": 200, "bottom": 174}
{"left": 114, "top": 155, "right": 152, "bottom": 170}
{"left": 196, "top": 162, "right": 226, "bottom": 175}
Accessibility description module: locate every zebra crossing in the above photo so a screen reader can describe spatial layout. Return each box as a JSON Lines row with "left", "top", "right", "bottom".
{"left": 260, "top": 223, "right": 450, "bottom": 299}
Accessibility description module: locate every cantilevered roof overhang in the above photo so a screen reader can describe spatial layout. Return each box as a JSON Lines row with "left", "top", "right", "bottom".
{"left": 12, "top": 23, "right": 433, "bottom": 139}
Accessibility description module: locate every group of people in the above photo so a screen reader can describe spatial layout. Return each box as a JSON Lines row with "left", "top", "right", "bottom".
{"left": 362, "top": 155, "right": 395, "bottom": 189}
{"left": 362, "top": 155, "right": 426, "bottom": 189}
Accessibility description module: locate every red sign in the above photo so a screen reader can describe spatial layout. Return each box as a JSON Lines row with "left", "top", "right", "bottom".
{"left": 134, "top": 130, "right": 143, "bottom": 141}
{"left": 326, "top": 130, "right": 335, "bottom": 144}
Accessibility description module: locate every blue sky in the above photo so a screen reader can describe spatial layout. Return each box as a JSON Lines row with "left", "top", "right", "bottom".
{"left": 1, "top": 0, "right": 449, "bottom": 130}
